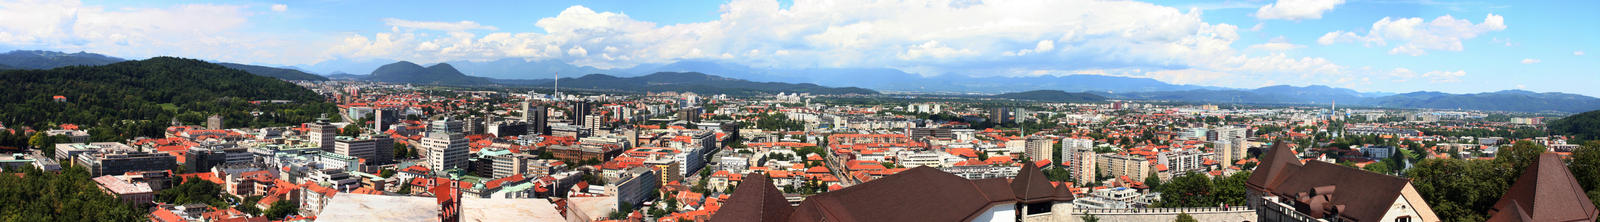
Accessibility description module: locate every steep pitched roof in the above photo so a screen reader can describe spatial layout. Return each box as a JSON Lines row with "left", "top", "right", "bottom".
{"left": 1012, "top": 162, "right": 1069, "bottom": 203}
{"left": 710, "top": 173, "right": 793, "bottom": 222}
{"left": 787, "top": 167, "right": 1018, "bottom": 222}
{"left": 1487, "top": 153, "right": 1599, "bottom": 222}
{"left": 1269, "top": 161, "right": 1416, "bottom": 222}
{"left": 1247, "top": 142, "right": 1302, "bottom": 192}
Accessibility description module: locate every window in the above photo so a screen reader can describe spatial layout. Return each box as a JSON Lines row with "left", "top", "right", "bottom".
{"left": 1395, "top": 216, "right": 1411, "bottom": 222}
{"left": 1024, "top": 202, "right": 1052, "bottom": 215}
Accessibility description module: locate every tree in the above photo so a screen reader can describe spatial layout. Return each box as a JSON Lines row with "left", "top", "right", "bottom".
{"left": 380, "top": 169, "right": 396, "bottom": 178}
{"left": 393, "top": 143, "right": 410, "bottom": 159}
{"left": 237, "top": 195, "right": 263, "bottom": 215}
{"left": 27, "top": 131, "right": 49, "bottom": 149}
{"left": 263, "top": 199, "right": 300, "bottom": 219}
{"left": 1081, "top": 214, "right": 1101, "bottom": 222}
{"left": 1156, "top": 172, "right": 1214, "bottom": 207}
{"left": 1211, "top": 171, "right": 1252, "bottom": 206}
{"left": 1406, "top": 158, "right": 1514, "bottom": 222}
{"left": 1362, "top": 160, "right": 1392, "bottom": 174}
{"left": 1497, "top": 141, "right": 1546, "bottom": 176}
{"left": 1174, "top": 213, "right": 1198, "bottom": 222}
{"left": 1144, "top": 172, "right": 1162, "bottom": 191}
{"left": 1569, "top": 142, "right": 1600, "bottom": 208}
{"left": 340, "top": 124, "right": 362, "bottom": 137}
{"left": 0, "top": 165, "right": 145, "bottom": 221}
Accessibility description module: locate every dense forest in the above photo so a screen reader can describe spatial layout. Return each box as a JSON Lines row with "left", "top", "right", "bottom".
{"left": 1550, "top": 109, "right": 1600, "bottom": 142}
{"left": 0, "top": 57, "right": 337, "bottom": 142}
{"left": 0, "top": 165, "right": 146, "bottom": 221}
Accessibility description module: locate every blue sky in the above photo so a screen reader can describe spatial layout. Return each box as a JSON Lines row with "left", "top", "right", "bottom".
{"left": 0, "top": 0, "right": 1595, "bottom": 96}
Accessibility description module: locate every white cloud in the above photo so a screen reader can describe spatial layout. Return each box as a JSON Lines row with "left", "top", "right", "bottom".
{"left": 1247, "top": 36, "right": 1305, "bottom": 51}
{"left": 1421, "top": 70, "right": 1465, "bottom": 83}
{"left": 321, "top": 0, "right": 1357, "bottom": 88}
{"left": 270, "top": 4, "right": 286, "bottom": 12}
{"left": 382, "top": 18, "right": 498, "bottom": 32}
{"left": 1520, "top": 58, "right": 1540, "bottom": 64}
{"left": 1318, "top": 14, "right": 1506, "bottom": 55}
{"left": 1255, "top": 0, "right": 1345, "bottom": 20}
{"left": 1003, "top": 40, "right": 1054, "bottom": 56}
{"left": 1577, "top": 51, "right": 1587, "bottom": 56}
{"left": 0, "top": 0, "right": 342, "bottom": 64}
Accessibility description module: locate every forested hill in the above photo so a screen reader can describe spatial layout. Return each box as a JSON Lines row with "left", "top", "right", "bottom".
{"left": 1550, "top": 109, "right": 1600, "bottom": 142}
{"left": 0, "top": 57, "right": 336, "bottom": 141}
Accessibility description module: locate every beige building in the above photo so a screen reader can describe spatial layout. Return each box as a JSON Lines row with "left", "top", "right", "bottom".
{"left": 1096, "top": 153, "right": 1149, "bottom": 183}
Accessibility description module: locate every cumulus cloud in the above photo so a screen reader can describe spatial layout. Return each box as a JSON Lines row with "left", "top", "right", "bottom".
{"left": 382, "top": 18, "right": 498, "bottom": 32}
{"left": 270, "top": 4, "right": 286, "bottom": 12}
{"left": 1318, "top": 14, "right": 1506, "bottom": 55}
{"left": 1520, "top": 58, "right": 1539, "bottom": 64}
{"left": 1421, "top": 70, "right": 1465, "bottom": 83}
{"left": 325, "top": 0, "right": 1363, "bottom": 88}
{"left": 0, "top": 0, "right": 339, "bottom": 64}
{"left": 1577, "top": 51, "right": 1587, "bottom": 56}
{"left": 1247, "top": 36, "right": 1305, "bottom": 51}
{"left": 1255, "top": 0, "right": 1345, "bottom": 20}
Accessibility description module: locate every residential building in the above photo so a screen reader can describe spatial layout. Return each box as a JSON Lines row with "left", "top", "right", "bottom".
{"left": 92, "top": 175, "right": 155, "bottom": 207}
{"left": 1096, "top": 153, "right": 1149, "bottom": 183}
{"left": 1024, "top": 136, "right": 1052, "bottom": 163}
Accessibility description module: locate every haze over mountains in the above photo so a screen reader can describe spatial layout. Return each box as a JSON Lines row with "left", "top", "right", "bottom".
{"left": 5, "top": 50, "right": 1598, "bottom": 113}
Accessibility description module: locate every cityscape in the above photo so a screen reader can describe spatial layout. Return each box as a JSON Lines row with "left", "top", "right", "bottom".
{"left": 0, "top": 0, "right": 1597, "bottom": 222}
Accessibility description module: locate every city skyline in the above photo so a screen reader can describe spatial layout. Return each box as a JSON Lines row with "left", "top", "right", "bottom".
{"left": 0, "top": 0, "right": 1595, "bottom": 96}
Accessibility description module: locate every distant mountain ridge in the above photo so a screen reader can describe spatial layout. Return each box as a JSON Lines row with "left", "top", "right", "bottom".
{"left": 994, "top": 90, "right": 1107, "bottom": 102}
{"left": 0, "top": 50, "right": 125, "bottom": 69}
{"left": 364, "top": 61, "right": 492, "bottom": 85}
{"left": 216, "top": 62, "right": 328, "bottom": 81}
{"left": 538, "top": 72, "right": 878, "bottom": 95}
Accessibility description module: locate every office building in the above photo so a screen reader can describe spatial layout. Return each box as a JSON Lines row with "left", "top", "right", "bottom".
{"left": 308, "top": 121, "right": 338, "bottom": 151}
{"left": 421, "top": 133, "right": 469, "bottom": 173}
{"left": 334, "top": 136, "right": 395, "bottom": 165}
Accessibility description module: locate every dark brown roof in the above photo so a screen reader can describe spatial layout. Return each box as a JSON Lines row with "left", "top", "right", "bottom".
{"left": 1266, "top": 160, "right": 1415, "bottom": 221}
{"left": 1247, "top": 142, "right": 1302, "bottom": 192}
{"left": 1012, "top": 162, "right": 1070, "bottom": 203}
{"left": 1487, "top": 153, "right": 1599, "bottom": 222}
{"left": 787, "top": 166, "right": 1018, "bottom": 222}
{"left": 711, "top": 173, "right": 794, "bottom": 222}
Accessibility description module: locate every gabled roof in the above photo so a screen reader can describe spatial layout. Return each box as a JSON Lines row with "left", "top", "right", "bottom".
{"left": 1247, "top": 142, "right": 1302, "bottom": 192}
{"left": 786, "top": 167, "right": 1019, "bottom": 222}
{"left": 710, "top": 173, "right": 792, "bottom": 222}
{"left": 1487, "top": 153, "right": 1599, "bottom": 222}
{"left": 1011, "top": 162, "right": 1069, "bottom": 203}
{"left": 1268, "top": 161, "right": 1416, "bottom": 222}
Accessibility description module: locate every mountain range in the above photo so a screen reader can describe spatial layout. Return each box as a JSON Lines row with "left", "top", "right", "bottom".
{"left": 7, "top": 50, "right": 1598, "bottom": 113}
{"left": 0, "top": 50, "right": 327, "bottom": 81}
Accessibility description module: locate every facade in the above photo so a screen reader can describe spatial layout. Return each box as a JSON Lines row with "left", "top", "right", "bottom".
{"left": 206, "top": 115, "right": 223, "bottom": 130}
{"left": 80, "top": 151, "right": 177, "bottom": 176}
{"left": 1095, "top": 153, "right": 1149, "bottom": 183}
{"left": 307, "top": 122, "right": 338, "bottom": 151}
{"left": 1024, "top": 136, "right": 1053, "bottom": 163}
{"left": 1156, "top": 148, "right": 1214, "bottom": 179}
{"left": 333, "top": 136, "right": 394, "bottom": 166}
{"left": 421, "top": 133, "right": 469, "bottom": 173}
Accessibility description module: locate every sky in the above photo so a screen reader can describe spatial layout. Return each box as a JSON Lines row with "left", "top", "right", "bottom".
{"left": 0, "top": 0, "right": 1596, "bottom": 96}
